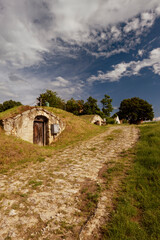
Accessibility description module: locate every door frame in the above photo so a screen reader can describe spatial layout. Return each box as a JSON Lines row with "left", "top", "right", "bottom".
{"left": 33, "top": 115, "right": 48, "bottom": 145}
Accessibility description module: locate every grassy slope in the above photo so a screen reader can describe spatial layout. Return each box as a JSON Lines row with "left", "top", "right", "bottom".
{"left": 102, "top": 122, "right": 160, "bottom": 240}
{"left": 79, "top": 115, "right": 95, "bottom": 122}
{"left": 45, "top": 108, "right": 106, "bottom": 149}
{"left": 0, "top": 106, "right": 107, "bottom": 172}
{"left": 0, "top": 105, "right": 34, "bottom": 120}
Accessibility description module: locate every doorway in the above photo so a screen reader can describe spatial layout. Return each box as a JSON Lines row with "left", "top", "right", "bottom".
{"left": 33, "top": 116, "right": 48, "bottom": 146}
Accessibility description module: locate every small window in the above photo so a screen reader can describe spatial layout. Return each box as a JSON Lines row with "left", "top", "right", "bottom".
{"left": 51, "top": 124, "right": 60, "bottom": 135}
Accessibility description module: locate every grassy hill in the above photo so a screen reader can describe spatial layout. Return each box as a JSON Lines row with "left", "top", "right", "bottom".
{"left": 0, "top": 106, "right": 107, "bottom": 172}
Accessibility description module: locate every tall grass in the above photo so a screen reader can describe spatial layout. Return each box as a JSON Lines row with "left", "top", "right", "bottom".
{"left": 102, "top": 122, "right": 160, "bottom": 240}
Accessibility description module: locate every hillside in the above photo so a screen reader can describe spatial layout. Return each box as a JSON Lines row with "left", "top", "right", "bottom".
{"left": 0, "top": 106, "right": 107, "bottom": 172}
{"left": 79, "top": 114, "right": 96, "bottom": 123}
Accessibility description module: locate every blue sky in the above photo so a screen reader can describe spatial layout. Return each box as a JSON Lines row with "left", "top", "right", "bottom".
{"left": 0, "top": 0, "right": 160, "bottom": 116}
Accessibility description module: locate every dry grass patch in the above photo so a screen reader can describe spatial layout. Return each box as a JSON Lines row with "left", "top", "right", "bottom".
{"left": 78, "top": 179, "right": 101, "bottom": 218}
{"left": 0, "top": 127, "right": 50, "bottom": 173}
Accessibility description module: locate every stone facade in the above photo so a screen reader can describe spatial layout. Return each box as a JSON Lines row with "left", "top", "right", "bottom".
{"left": 2, "top": 108, "right": 65, "bottom": 145}
{"left": 91, "top": 115, "right": 104, "bottom": 126}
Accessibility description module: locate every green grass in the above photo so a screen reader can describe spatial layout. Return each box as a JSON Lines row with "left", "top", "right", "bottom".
{"left": 102, "top": 122, "right": 160, "bottom": 240}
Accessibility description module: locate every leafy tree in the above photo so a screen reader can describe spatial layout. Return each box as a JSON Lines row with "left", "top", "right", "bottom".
{"left": 112, "top": 113, "right": 118, "bottom": 119}
{"left": 83, "top": 96, "right": 101, "bottom": 115}
{"left": 0, "top": 100, "right": 22, "bottom": 112}
{"left": 66, "top": 98, "right": 84, "bottom": 115}
{"left": 101, "top": 94, "right": 113, "bottom": 117}
{"left": 118, "top": 97, "right": 154, "bottom": 124}
{"left": 0, "top": 104, "right": 3, "bottom": 112}
{"left": 37, "top": 90, "right": 65, "bottom": 109}
{"left": 77, "top": 100, "right": 85, "bottom": 114}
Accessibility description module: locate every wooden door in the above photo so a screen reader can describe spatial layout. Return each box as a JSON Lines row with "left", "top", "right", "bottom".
{"left": 33, "top": 121, "right": 44, "bottom": 146}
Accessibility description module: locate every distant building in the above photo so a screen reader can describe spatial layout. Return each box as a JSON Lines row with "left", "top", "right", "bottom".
{"left": 91, "top": 115, "right": 104, "bottom": 126}
{"left": 115, "top": 116, "right": 120, "bottom": 124}
{"left": 153, "top": 117, "right": 160, "bottom": 122}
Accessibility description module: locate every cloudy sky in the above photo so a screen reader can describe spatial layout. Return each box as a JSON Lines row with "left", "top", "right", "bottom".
{"left": 0, "top": 0, "right": 160, "bottom": 116}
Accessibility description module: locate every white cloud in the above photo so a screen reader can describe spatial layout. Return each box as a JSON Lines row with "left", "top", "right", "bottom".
{"left": 0, "top": 68, "right": 84, "bottom": 104}
{"left": 87, "top": 48, "right": 160, "bottom": 83}
{"left": 138, "top": 49, "right": 145, "bottom": 57}
{"left": 0, "top": 0, "right": 159, "bottom": 69}
{"left": 89, "top": 48, "right": 127, "bottom": 58}
{"left": 133, "top": 48, "right": 160, "bottom": 75}
{"left": 50, "top": 76, "right": 84, "bottom": 97}
{"left": 87, "top": 62, "right": 133, "bottom": 83}
{"left": 51, "top": 77, "right": 70, "bottom": 87}
{"left": 124, "top": 10, "right": 156, "bottom": 35}
{"left": 110, "top": 26, "right": 122, "bottom": 39}
{"left": 124, "top": 18, "right": 140, "bottom": 33}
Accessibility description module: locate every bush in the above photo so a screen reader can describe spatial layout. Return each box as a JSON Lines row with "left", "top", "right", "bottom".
{"left": 106, "top": 117, "right": 115, "bottom": 124}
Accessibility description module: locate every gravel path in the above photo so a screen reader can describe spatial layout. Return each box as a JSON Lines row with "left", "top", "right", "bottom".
{"left": 0, "top": 125, "right": 139, "bottom": 240}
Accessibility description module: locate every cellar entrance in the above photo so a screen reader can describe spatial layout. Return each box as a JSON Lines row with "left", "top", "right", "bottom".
{"left": 33, "top": 116, "right": 48, "bottom": 146}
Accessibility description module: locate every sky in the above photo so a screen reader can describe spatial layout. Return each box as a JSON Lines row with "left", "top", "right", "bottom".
{"left": 0, "top": 0, "right": 160, "bottom": 116}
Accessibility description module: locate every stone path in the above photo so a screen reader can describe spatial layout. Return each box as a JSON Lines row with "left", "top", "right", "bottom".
{"left": 0, "top": 125, "right": 139, "bottom": 240}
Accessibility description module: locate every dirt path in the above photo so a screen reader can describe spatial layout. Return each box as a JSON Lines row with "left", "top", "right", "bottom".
{"left": 0, "top": 125, "right": 139, "bottom": 240}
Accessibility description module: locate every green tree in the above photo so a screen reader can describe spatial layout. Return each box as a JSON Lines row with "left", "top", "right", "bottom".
{"left": 77, "top": 100, "right": 85, "bottom": 114}
{"left": 118, "top": 97, "right": 154, "bottom": 124}
{"left": 101, "top": 94, "right": 113, "bottom": 117}
{"left": 83, "top": 96, "right": 101, "bottom": 115}
{"left": 0, "top": 100, "right": 22, "bottom": 112}
{"left": 66, "top": 98, "right": 84, "bottom": 115}
{"left": 0, "top": 104, "right": 3, "bottom": 112}
{"left": 37, "top": 90, "right": 65, "bottom": 109}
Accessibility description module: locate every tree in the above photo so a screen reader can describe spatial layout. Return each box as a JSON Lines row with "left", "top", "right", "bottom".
{"left": 37, "top": 90, "right": 65, "bottom": 109}
{"left": 118, "top": 97, "right": 154, "bottom": 124}
{"left": 77, "top": 100, "right": 85, "bottom": 114}
{"left": 101, "top": 94, "right": 113, "bottom": 117}
{"left": 66, "top": 98, "right": 84, "bottom": 115}
{"left": 0, "top": 104, "right": 3, "bottom": 112}
{"left": 83, "top": 96, "right": 101, "bottom": 115}
{"left": 0, "top": 100, "right": 22, "bottom": 112}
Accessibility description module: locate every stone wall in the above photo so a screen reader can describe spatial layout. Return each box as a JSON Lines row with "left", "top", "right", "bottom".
{"left": 91, "top": 115, "right": 103, "bottom": 126}
{"left": 2, "top": 108, "right": 65, "bottom": 145}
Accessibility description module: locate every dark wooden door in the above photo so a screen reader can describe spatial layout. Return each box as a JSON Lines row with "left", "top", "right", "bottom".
{"left": 33, "top": 121, "right": 44, "bottom": 146}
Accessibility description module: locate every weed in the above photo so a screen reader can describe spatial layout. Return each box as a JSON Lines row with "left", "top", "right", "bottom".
{"left": 0, "top": 193, "right": 5, "bottom": 201}
{"left": 79, "top": 181, "right": 101, "bottom": 217}
{"left": 28, "top": 180, "right": 43, "bottom": 188}
{"left": 89, "top": 147, "right": 97, "bottom": 151}
{"left": 81, "top": 188, "right": 88, "bottom": 194}
{"left": 37, "top": 157, "right": 45, "bottom": 162}
{"left": 87, "top": 192, "right": 99, "bottom": 204}
{"left": 104, "top": 136, "right": 114, "bottom": 142}
{"left": 19, "top": 193, "right": 28, "bottom": 198}
{"left": 60, "top": 221, "right": 74, "bottom": 231}
{"left": 4, "top": 236, "right": 11, "bottom": 240}
{"left": 11, "top": 203, "right": 19, "bottom": 210}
